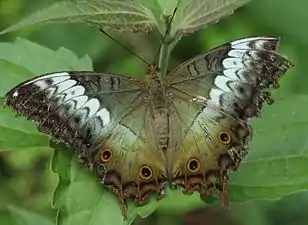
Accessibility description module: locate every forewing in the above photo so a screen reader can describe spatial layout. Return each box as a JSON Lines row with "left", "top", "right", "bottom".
{"left": 4, "top": 71, "right": 144, "bottom": 151}
{"left": 167, "top": 36, "right": 293, "bottom": 119}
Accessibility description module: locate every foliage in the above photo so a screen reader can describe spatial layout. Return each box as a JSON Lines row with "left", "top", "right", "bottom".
{"left": 0, "top": 0, "right": 308, "bottom": 225}
{"left": 0, "top": 0, "right": 156, "bottom": 35}
{"left": 0, "top": 0, "right": 249, "bottom": 36}
{"left": 7, "top": 205, "right": 54, "bottom": 225}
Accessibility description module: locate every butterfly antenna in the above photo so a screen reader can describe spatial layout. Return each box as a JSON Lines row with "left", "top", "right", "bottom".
{"left": 153, "top": 6, "right": 179, "bottom": 68}
{"left": 99, "top": 29, "right": 150, "bottom": 66}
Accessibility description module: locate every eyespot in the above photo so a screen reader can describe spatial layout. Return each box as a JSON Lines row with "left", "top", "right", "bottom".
{"left": 187, "top": 158, "right": 201, "bottom": 173}
{"left": 139, "top": 165, "right": 153, "bottom": 180}
{"left": 100, "top": 149, "right": 113, "bottom": 163}
{"left": 218, "top": 132, "right": 231, "bottom": 145}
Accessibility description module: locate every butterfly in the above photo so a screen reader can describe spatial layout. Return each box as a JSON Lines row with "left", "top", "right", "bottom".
{"left": 3, "top": 36, "right": 293, "bottom": 219}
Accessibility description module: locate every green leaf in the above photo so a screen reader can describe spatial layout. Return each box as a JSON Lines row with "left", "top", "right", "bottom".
{"left": 8, "top": 205, "right": 54, "bottom": 225}
{"left": 0, "top": 38, "right": 93, "bottom": 75}
{"left": 155, "top": 0, "right": 180, "bottom": 15}
{"left": 0, "top": 0, "right": 157, "bottom": 35}
{"left": 172, "top": 0, "right": 251, "bottom": 35}
{"left": 0, "top": 59, "right": 34, "bottom": 97}
{"left": 245, "top": 0, "right": 308, "bottom": 45}
{"left": 228, "top": 94, "right": 308, "bottom": 201}
{"left": 0, "top": 111, "right": 49, "bottom": 151}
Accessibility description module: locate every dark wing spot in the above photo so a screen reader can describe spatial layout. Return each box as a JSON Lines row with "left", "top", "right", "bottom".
{"left": 45, "top": 78, "right": 53, "bottom": 85}
{"left": 238, "top": 87, "right": 244, "bottom": 93}
{"left": 74, "top": 116, "right": 80, "bottom": 124}
{"left": 161, "top": 146, "right": 167, "bottom": 152}
{"left": 86, "top": 127, "right": 92, "bottom": 139}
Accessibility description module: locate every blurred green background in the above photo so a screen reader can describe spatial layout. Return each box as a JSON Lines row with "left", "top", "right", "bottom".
{"left": 1, "top": 0, "right": 308, "bottom": 225}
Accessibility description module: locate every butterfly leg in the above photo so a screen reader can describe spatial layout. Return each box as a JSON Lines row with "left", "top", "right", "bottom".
{"left": 156, "top": 182, "right": 166, "bottom": 200}
{"left": 217, "top": 174, "right": 230, "bottom": 209}
{"left": 119, "top": 197, "right": 128, "bottom": 220}
{"left": 104, "top": 185, "right": 128, "bottom": 220}
{"left": 114, "top": 189, "right": 128, "bottom": 220}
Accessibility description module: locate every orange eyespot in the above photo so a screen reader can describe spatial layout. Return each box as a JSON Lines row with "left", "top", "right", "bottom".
{"left": 139, "top": 165, "right": 153, "bottom": 180}
{"left": 187, "top": 158, "right": 201, "bottom": 173}
{"left": 218, "top": 132, "right": 231, "bottom": 145}
{"left": 100, "top": 149, "right": 113, "bottom": 163}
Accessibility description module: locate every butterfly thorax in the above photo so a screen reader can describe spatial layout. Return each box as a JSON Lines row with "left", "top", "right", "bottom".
{"left": 148, "top": 79, "right": 170, "bottom": 152}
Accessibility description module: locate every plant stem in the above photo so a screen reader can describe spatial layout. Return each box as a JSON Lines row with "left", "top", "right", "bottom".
{"left": 158, "top": 40, "right": 171, "bottom": 76}
{"left": 158, "top": 33, "right": 182, "bottom": 76}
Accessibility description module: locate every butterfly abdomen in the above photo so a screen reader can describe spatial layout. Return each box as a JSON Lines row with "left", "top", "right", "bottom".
{"left": 149, "top": 83, "right": 170, "bottom": 151}
{"left": 153, "top": 106, "right": 170, "bottom": 150}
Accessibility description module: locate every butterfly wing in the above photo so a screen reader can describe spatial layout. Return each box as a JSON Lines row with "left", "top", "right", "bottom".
{"left": 5, "top": 72, "right": 144, "bottom": 148}
{"left": 4, "top": 71, "right": 167, "bottom": 218}
{"left": 167, "top": 36, "right": 293, "bottom": 119}
{"left": 165, "top": 37, "right": 293, "bottom": 204}
{"left": 167, "top": 88, "right": 251, "bottom": 204}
